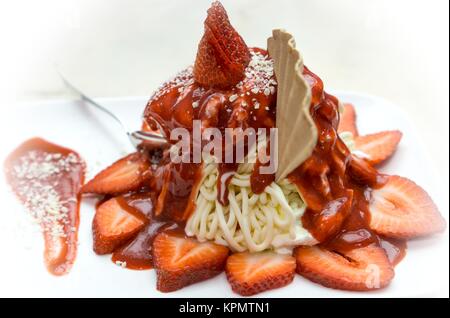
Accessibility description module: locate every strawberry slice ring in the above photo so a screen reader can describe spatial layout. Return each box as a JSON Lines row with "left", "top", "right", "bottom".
{"left": 81, "top": 152, "right": 151, "bottom": 195}
{"left": 295, "top": 245, "right": 395, "bottom": 291}
{"left": 226, "top": 252, "right": 296, "bottom": 296}
{"left": 93, "top": 197, "right": 148, "bottom": 255}
{"left": 353, "top": 131, "right": 403, "bottom": 166}
{"left": 153, "top": 231, "right": 229, "bottom": 293}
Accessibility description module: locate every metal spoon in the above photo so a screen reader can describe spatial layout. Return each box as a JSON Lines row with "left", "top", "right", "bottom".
{"left": 56, "top": 69, "right": 169, "bottom": 150}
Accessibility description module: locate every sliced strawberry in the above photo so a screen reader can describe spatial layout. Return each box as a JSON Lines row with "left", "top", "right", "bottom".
{"left": 93, "top": 197, "right": 148, "bottom": 255}
{"left": 338, "top": 103, "right": 358, "bottom": 136}
{"left": 369, "top": 175, "right": 446, "bottom": 239}
{"left": 354, "top": 130, "right": 402, "bottom": 166}
{"left": 225, "top": 252, "right": 296, "bottom": 296}
{"left": 153, "top": 232, "right": 229, "bottom": 292}
{"left": 82, "top": 153, "right": 150, "bottom": 195}
{"left": 194, "top": 1, "right": 251, "bottom": 89}
{"left": 295, "top": 245, "right": 394, "bottom": 291}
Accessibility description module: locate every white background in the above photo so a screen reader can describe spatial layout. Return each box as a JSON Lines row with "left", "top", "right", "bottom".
{"left": 0, "top": 0, "right": 448, "bottom": 297}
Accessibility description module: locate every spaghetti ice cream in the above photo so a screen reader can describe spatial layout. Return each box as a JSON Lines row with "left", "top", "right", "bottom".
{"left": 76, "top": 1, "right": 445, "bottom": 296}
{"left": 186, "top": 148, "right": 317, "bottom": 254}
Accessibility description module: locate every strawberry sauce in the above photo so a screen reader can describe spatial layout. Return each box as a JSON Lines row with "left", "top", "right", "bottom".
{"left": 143, "top": 55, "right": 407, "bottom": 266}
{"left": 379, "top": 237, "right": 407, "bottom": 266}
{"left": 112, "top": 219, "right": 178, "bottom": 270}
{"left": 145, "top": 48, "right": 277, "bottom": 209}
{"left": 106, "top": 49, "right": 279, "bottom": 269}
{"left": 110, "top": 193, "right": 179, "bottom": 270}
{"left": 4, "top": 138, "right": 85, "bottom": 275}
{"left": 287, "top": 67, "right": 407, "bottom": 262}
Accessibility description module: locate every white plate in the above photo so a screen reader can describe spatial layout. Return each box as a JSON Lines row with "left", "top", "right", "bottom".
{"left": 0, "top": 93, "right": 448, "bottom": 298}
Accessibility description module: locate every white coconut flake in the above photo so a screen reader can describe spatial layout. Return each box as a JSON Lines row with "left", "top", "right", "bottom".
{"left": 115, "top": 261, "right": 127, "bottom": 268}
{"left": 150, "top": 66, "right": 194, "bottom": 102}
{"left": 10, "top": 151, "right": 81, "bottom": 240}
{"left": 229, "top": 94, "right": 238, "bottom": 103}
{"left": 238, "top": 51, "right": 277, "bottom": 98}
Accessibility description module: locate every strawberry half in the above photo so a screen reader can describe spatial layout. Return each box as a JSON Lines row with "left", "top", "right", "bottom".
{"left": 225, "top": 252, "right": 296, "bottom": 296}
{"left": 193, "top": 1, "right": 251, "bottom": 89}
{"left": 295, "top": 245, "right": 394, "bottom": 291}
{"left": 338, "top": 103, "right": 359, "bottom": 136}
{"left": 369, "top": 175, "right": 446, "bottom": 239}
{"left": 82, "top": 153, "right": 150, "bottom": 195}
{"left": 93, "top": 197, "right": 148, "bottom": 255}
{"left": 354, "top": 130, "right": 403, "bottom": 166}
{"left": 153, "top": 232, "right": 229, "bottom": 292}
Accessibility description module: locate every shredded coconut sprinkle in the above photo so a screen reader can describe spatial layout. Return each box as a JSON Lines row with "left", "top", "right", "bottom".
{"left": 151, "top": 66, "right": 195, "bottom": 101}
{"left": 229, "top": 94, "right": 238, "bottom": 103}
{"left": 10, "top": 151, "right": 82, "bottom": 240}
{"left": 148, "top": 50, "right": 278, "bottom": 112}
{"left": 237, "top": 51, "right": 277, "bottom": 97}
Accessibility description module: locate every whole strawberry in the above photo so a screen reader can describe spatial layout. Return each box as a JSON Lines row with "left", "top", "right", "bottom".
{"left": 194, "top": 1, "right": 251, "bottom": 89}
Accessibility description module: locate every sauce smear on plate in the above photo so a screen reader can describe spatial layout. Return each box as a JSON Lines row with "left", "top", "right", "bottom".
{"left": 4, "top": 138, "right": 85, "bottom": 275}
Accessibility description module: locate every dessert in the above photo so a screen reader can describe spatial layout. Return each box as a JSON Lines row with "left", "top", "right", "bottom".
{"left": 5, "top": 1, "right": 445, "bottom": 296}
{"left": 79, "top": 1, "right": 446, "bottom": 295}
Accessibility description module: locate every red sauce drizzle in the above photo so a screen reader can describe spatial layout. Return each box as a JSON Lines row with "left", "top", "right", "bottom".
{"left": 143, "top": 50, "right": 407, "bottom": 264}
{"left": 250, "top": 142, "right": 276, "bottom": 194}
{"left": 102, "top": 49, "right": 407, "bottom": 269}
{"left": 288, "top": 67, "right": 406, "bottom": 260}
{"left": 151, "top": 162, "right": 203, "bottom": 221}
{"left": 4, "top": 138, "right": 85, "bottom": 275}
{"left": 111, "top": 193, "right": 179, "bottom": 270}
{"left": 144, "top": 48, "right": 276, "bottom": 212}
{"left": 379, "top": 237, "right": 407, "bottom": 266}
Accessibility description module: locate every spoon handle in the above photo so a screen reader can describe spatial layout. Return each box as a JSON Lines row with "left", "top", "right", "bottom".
{"left": 56, "top": 68, "right": 169, "bottom": 149}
